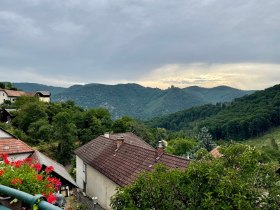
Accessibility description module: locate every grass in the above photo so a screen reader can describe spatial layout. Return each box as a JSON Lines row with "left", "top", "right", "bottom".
{"left": 243, "top": 127, "right": 280, "bottom": 148}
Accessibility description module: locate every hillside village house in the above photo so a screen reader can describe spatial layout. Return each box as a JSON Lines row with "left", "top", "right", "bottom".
{"left": 0, "top": 128, "right": 76, "bottom": 190}
{"left": 75, "top": 132, "right": 190, "bottom": 209}
{"left": 0, "top": 89, "right": 51, "bottom": 104}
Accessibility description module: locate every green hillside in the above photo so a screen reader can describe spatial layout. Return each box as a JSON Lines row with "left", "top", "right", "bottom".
{"left": 149, "top": 84, "right": 280, "bottom": 141}
{"left": 13, "top": 82, "right": 253, "bottom": 119}
{"left": 244, "top": 127, "right": 280, "bottom": 148}
{"left": 13, "top": 82, "right": 66, "bottom": 95}
{"left": 53, "top": 84, "right": 252, "bottom": 119}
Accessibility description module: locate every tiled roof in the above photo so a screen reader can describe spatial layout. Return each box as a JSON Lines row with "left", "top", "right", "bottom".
{"left": 108, "top": 132, "right": 154, "bottom": 150}
{"left": 0, "top": 138, "right": 34, "bottom": 155}
{"left": 210, "top": 146, "right": 223, "bottom": 158}
{"left": 75, "top": 134, "right": 190, "bottom": 187}
{"left": 0, "top": 89, "right": 31, "bottom": 97}
{"left": 30, "top": 151, "right": 77, "bottom": 187}
{"left": 35, "top": 91, "right": 51, "bottom": 97}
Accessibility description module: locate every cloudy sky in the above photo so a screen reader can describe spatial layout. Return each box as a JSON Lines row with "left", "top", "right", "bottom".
{"left": 0, "top": 0, "right": 279, "bottom": 89}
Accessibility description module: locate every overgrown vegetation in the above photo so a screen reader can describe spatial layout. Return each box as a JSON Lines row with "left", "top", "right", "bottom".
{"left": 111, "top": 144, "right": 280, "bottom": 210}
{"left": 1, "top": 96, "right": 161, "bottom": 165}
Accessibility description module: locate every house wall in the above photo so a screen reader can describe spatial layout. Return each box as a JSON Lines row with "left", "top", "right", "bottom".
{"left": 86, "top": 165, "right": 118, "bottom": 210}
{"left": 0, "top": 90, "right": 8, "bottom": 104}
{"left": 39, "top": 97, "right": 50, "bottom": 103}
{"left": 0, "top": 129, "right": 12, "bottom": 138}
{"left": 8, "top": 153, "right": 32, "bottom": 161}
{"left": 76, "top": 156, "right": 86, "bottom": 190}
{"left": 76, "top": 155, "right": 118, "bottom": 210}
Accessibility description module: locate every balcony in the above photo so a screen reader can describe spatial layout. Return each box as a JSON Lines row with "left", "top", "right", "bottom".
{"left": 0, "top": 185, "right": 62, "bottom": 210}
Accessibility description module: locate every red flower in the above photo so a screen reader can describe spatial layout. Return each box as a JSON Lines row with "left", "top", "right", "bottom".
{"left": 35, "top": 174, "right": 43, "bottom": 181}
{"left": 2, "top": 154, "right": 10, "bottom": 164}
{"left": 33, "top": 163, "right": 42, "bottom": 172}
{"left": 46, "top": 193, "right": 56, "bottom": 204}
{"left": 0, "top": 169, "right": 4, "bottom": 176}
{"left": 12, "top": 160, "right": 23, "bottom": 168}
{"left": 45, "top": 166, "right": 54, "bottom": 174}
{"left": 24, "top": 157, "right": 33, "bottom": 165}
{"left": 11, "top": 178, "right": 22, "bottom": 185}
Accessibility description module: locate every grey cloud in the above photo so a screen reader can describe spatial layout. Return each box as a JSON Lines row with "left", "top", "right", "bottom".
{"left": 0, "top": 0, "right": 279, "bottom": 85}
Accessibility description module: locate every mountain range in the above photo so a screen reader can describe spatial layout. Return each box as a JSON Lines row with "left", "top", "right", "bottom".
{"left": 149, "top": 84, "right": 280, "bottom": 140}
{"left": 13, "top": 82, "right": 254, "bottom": 119}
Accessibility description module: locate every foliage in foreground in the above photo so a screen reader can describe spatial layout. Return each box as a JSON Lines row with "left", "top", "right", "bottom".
{"left": 111, "top": 144, "right": 280, "bottom": 210}
{"left": 0, "top": 154, "right": 60, "bottom": 203}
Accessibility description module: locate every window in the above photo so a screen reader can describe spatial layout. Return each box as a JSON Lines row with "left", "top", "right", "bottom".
{"left": 83, "top": 162, "right": 87, "bottom": 173}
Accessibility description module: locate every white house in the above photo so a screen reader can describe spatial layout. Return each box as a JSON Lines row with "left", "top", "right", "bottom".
{"left": 34, "top": 91, "right": 51, "bottom": 103}
{"left": 0, "top": 89, "right": 31, "bottom": 105}
{"left": 0, "top": 89, "right": 51, "bottom": 104}
{"left": 75, "top": 132, "right": 190, "bottom": 209}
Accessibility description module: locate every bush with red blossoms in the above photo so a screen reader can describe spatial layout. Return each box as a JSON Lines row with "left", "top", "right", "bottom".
{"left": 0, "top": 154, "right": 61, "bottom": 204}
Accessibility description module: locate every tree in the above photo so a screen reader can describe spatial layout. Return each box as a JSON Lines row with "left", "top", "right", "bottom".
{"left": 0, "top": 82, "right": 5, "bottom": 89}
{"left": 165, "top": 138, "right": 197, "bottom": 156}
{"left": 112, "top": 116, "right": 135, "bottom": 133}
{"left": 13, "top": 102, "right": 48, "bottom": 131}
{"left": 111, "top": 144, "right": 280, "bottom": 209}
{"left": 53, "top": 112, "right": 77, "bottom": 165}
{"left": 196, "top": 127, "right": 216, "bottom": 151}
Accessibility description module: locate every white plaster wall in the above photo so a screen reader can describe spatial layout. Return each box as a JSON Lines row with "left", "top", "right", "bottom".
{"left": 8, "top": 153, "right": 32, "bottom": 161}
{"left": 39, "top": 97, "right": 50, "bottom": 103}
{"left": 76, "top": 156, "right": 86, "bottom": 190}
{"left": 86, "top": 165, "right": 119, "bottom": 210}
{"left": 0, "top": 129, "right": 12, "bottom": 138}
{"left": 0, "top": 91, "right": 8, "bottom": 104}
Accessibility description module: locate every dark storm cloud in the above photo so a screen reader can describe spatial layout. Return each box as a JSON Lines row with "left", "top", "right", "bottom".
{"left": 0, "top": 0, "right": 279, "bottom": 86}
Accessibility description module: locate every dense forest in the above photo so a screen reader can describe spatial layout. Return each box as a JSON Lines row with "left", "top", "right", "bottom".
{"left": 149, "top": 84, "right": 280, "bottom": 141}
{"left": 12, "top": 82, "right": 253, "bottom": 119}
{"left": 0, "top": 96, "right": 161, "bottom": 165}
{"left": 1, "top": 83, "right": 280, "bottom": 165}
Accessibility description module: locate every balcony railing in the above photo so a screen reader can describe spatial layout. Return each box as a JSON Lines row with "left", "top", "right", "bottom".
{"left": 0, "top": 184, "right": 62, "bottom": 210}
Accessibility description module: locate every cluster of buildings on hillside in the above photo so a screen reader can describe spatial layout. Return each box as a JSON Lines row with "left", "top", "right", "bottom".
{"left": 0, "top": 124, "right": 191, "bottom": 209}
{"left": 0, "top": 89, "right": 51, "bottom": 104}
{"left": 0, "top": 88, "right": 221, "bottom": 209}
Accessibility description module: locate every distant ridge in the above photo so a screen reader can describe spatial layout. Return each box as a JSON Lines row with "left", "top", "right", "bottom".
{"left": 13, "top": 82, "right": 254, "bottom": 119}
{"left": 148, "top": 84, "right": 280, "bottom": 140}
{"left": 13, "top": 83, "right": 66, "bottom": 95}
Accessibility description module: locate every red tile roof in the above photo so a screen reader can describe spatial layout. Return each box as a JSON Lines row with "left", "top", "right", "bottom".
{"left": 0, "top": 138, "right": 34, "bottom": 155}
{"left": 108, "top": 132, "right": 154, "bottom": 150}
{"left": 210, "top": 146, "right": 223, "bottom": 158}
{"left": 0, "top": 89, "right": 31, "bottom": 97}
{"left": 75, "top": 134, "right": 190, "bottom": 187}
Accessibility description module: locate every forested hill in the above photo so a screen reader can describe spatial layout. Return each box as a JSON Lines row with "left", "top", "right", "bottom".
{"left": 13, "top": 83, "right": 66, "bottom": 95}
{"left": 149, "top": 84, "right": 280, "bottom": 141}
{"left": 13, "top": 82, "right": 253, "bottom": 119}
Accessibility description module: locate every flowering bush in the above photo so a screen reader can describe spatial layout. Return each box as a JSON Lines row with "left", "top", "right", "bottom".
{"left": 0, "top": 154, "right": 61, "bottom": 203}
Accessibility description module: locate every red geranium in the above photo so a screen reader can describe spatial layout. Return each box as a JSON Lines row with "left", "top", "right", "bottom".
{"left": 45, "top": 166, "right": 54, "bottom": 173}
{"left": 0, "top": 154, "right": 60, "bottom": 204}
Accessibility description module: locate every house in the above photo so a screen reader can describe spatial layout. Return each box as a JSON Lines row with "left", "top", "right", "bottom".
{"left": 0, "top": 89, "right": 32, "bottom": 104}
{"left": 75, "top": 132, "right": 190, "bottom": 209}
{"left": 34, "top": 91, "right": 51, "bottom": 103}
{"left": 210, "top": 146, "right": 223, "bottom": 158}
{"left": 0, "top": 127, "right": 76, "bottom": 190}
{"left": 0, "top": 108, "right": 14, "bottom": 123}
{"left": 0, "top": 127, "right": 34, "bottom": 161}
{"left": 0, "top": 89, "right": 51, "bottom": 104}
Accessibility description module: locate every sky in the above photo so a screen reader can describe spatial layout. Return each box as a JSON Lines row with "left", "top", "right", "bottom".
{"left": 0, "top": 0, "right": 280, "bottom": 90}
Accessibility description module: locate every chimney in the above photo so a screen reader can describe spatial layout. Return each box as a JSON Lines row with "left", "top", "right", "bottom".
{"left": 156, "top": 141, "right": 164, "bottom": 157}
{"left": 116, "top": 135, "right": 124, "bottom": 150}
{"left": 104, "top": 132, "right": 110, "bottom": 138}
